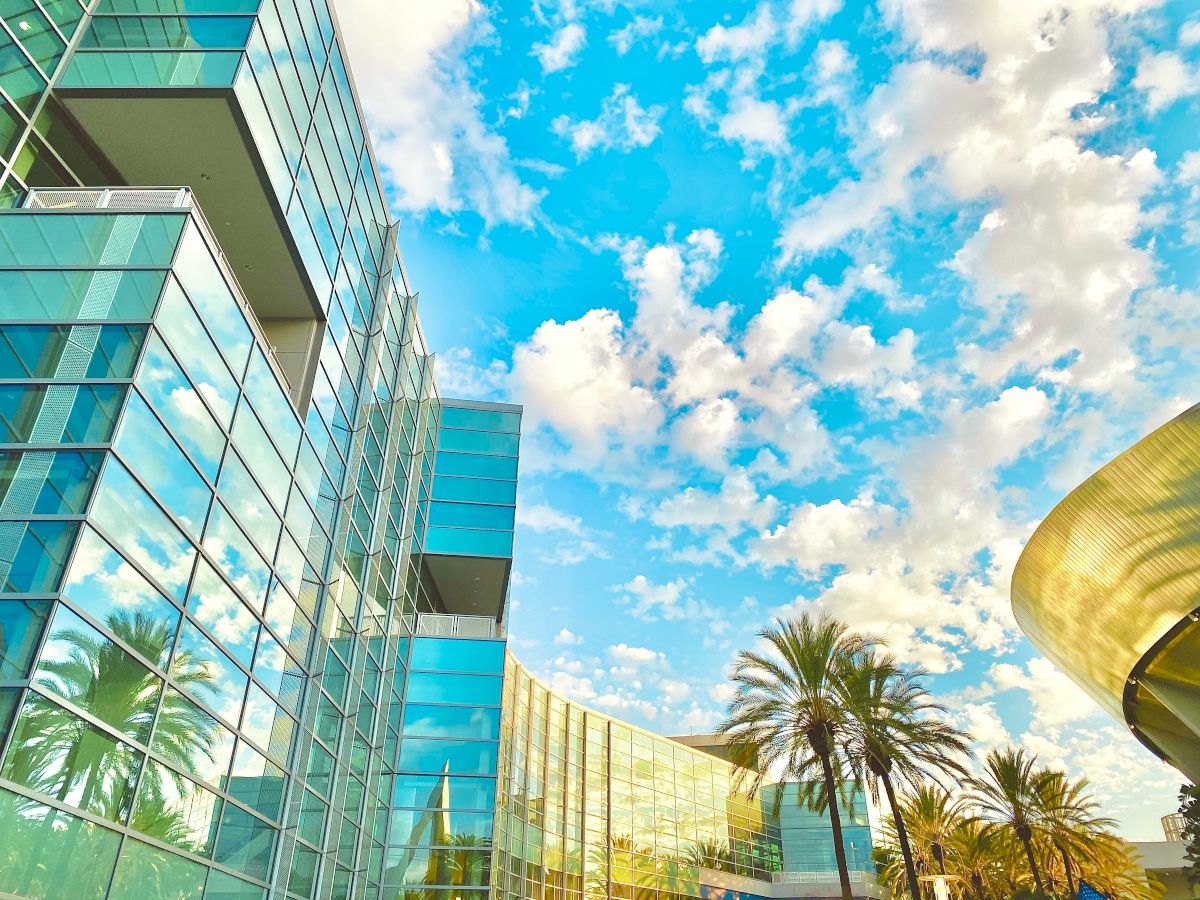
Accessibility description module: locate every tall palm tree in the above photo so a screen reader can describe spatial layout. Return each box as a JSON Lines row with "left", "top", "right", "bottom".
{"left": 840, "top": 652, "right": 973, "bottom": 900}
{"left": 718, "top": 613, "right": 874, "bottom": 900}
{"left": 947, "top": 818, "right": 1010, "bottom": 900}
{"left": 894, "top": 783, "right": 973, "bottom": 890}
{"left": 966, "top": 749, "right": 1052, "bottom": 894}
{"left": 1033, "top": 771, "right": 1116, "bottom": 898}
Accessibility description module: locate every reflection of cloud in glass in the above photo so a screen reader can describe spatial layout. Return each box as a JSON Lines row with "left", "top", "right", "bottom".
{"left": 189, "top": 560, "right": 258, "bottom": 664}
{"left": 202, "top": 505, "right": 270, "bottom": 611}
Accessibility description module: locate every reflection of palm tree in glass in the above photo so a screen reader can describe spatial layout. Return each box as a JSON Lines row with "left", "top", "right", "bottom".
{"left": 9, "top": 611, "right": 219, "bottom": 824}
{"left": 681, "top": 839, "right": 735, "bottom": 873}
{"left": 447, "top": 833, "right": 490, "bottom": 886}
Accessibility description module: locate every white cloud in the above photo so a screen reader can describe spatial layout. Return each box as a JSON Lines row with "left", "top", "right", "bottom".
{"left": 696, "top": 5, "right": 776, "bottom": 64}
{"left": 334, "top": 0, "right": 541, "bottom": 225}
{"left": 1133, "top": 50, "right": 1199, "bottom": 112}
{"left": 554, "top": 627, "right": 584, "bottom": 645}
{"left": 614, "top": 574, "right": 690, "bottom": 622}
{"left": 1181, "top": 19, "right": 1200, "bottom": 47}
{"left": 518, "top": 502, "right": 584, "bottom": 535}
{"left": 608, "top": 643, "right": 665, "bottom": 667}
{"left": 608, "top": 15, "right": 663, "bottom": 56}
{"left": 533, "top": 22, "right": 587, "bottom": 73}
{"left": 552, "top": 84, "right": 666, "bottom": 160}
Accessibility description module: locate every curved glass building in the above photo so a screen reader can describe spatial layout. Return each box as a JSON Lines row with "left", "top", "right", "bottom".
{"left": 1012, "top": 403, "right": 1200, "bottom": 783}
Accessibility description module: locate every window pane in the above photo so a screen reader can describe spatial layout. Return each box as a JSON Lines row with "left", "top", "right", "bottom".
{"left": 173, "top": 619, "right": 247, "bottom": 725}
{"left": 431, "top": 476, "right": 516, "bottom": 505}
{"left": 438, "top": 406, "right": 520, "bottom": 434}
{"left": 90, "top": 458, "right": 196, "bottom": 602}
{"left": 202, "top": 503, "right": 270, "bottom": 611}
{"left": 228, "top": 739, "right": 285, "bottom": 821}
{"left": 243, "top": 348, "right": 300, "bottom": 462}
{"left": 423, "top": 527, "right": 512, "bottom": 558}
{"left": 389, "top": 808, "right": 493, "bottom": 844}
{"left": 1, "top": 692, "right": 144, "bottom": 821}
{"left": 433, "top": 452, "right": 517, "bottom": 480}
{"left": 60, "top": 526, "right": 180, "bottom": 668}
{"left": 401, "top": 705, "right": 500, "bottom": 740}
{"left": 436, "top": 428, "right": 519, "bottom": 456}
{"left": 0, "top": 451, "right": 102, "bottom": 515}
{"left": 0, "top": 324, "right": 147, "bottom": 378}
{"left": 0, "top": 519, "right": 79, "bottom": 592}
{"left": 132, "top": 759, "right": 223, "bottom": 857}
{"left": 231, "top": 403, "right": 289, "bottom": 508}
{"left": 0, "top": 269, "right": 165, "bottom": 321}
{"left": 240, "top": 681, "right": 293, "bottom": 767}
{"left": 0, "top": 383, "right": 125, "bottom": 443}
{"left": 115, "top": 392, "right": 212, "bottom": 536}
{"left": 173, "top": 222, "right": 252, "bottom": 375}
{"left": 0, "top": 598, "right": 50, "bottom": 678}
{"left": 0, "top": 214, "right": 184, "bottom": 266}
{"left": 0, "top": 786, "right": 121, "bottom": 898}
{"left": 396, "top": 738, "right": 497, "bottom": 775}
{"left": 427, "top": 501, "right": 514, "bottom": 530}
{"left": 108, "top": 836, "right": 208, "bottom": 898}
{"left": 384, "top": 846, "right": 491, "bottom": 886}
{"left": 153, "top": 685, "right": 235, "bottom": 787}
{"left": 409, "top": 639, "right": 504, "bottom": 675}
{"left": 252, "top": 629, "right": 302, "bottom": 708}
{"left": 154, "top": 277, "right": 238, "bottom": 426}
{"left": 84, "top": 15, "right": 255, "bottom": 49}
{"left": 35, "top": 603, "right": 162, "bottom": 743}
{"left": 204, "top": 869, "right": 267, "bottom": 900}
{"left": 187, "top": 557, "right": 258, "bottom": 666}
{"left": 214, "top": 805, "right": 276, "bottom": 881}
{"left": 62, "top": 49, "right": 243, "bottom": 87}
{"left": 391, "top": 776, "right": 495, "bottom": 811}
{"left": 217, "top": 450, "right": 281, "bottom": 557}
{"left": 136, "top": 333, "right": 226, "bottom": 478}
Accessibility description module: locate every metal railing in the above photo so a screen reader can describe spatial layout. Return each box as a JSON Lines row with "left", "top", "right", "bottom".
{"left": 415, "top": 613, "right": 503, "bottom": 639}
{"left": 25, "top": 186, "right": 192, "bottom": 210}
{"left": 772, "top": 871, "right": 871, "bottom": 884}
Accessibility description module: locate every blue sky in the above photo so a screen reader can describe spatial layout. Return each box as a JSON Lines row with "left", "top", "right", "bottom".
{"left": 337, "top": 0, "right": 1200, "bottom": 837}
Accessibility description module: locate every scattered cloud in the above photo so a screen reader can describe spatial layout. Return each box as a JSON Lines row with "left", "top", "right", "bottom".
{"left": 551, "top": 84, "right": 666, "bottom": 160}
{"left": 533, "top": 22, "right": 587, "bottom": 73}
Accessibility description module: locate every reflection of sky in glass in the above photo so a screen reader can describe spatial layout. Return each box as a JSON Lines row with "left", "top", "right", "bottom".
{"left": 90, "top": 459, "right": 197, "bottom": 603}
{"left": 173, "top": 223, "right": 252, "bottom": 378}
{"left": 136, "top": 333, "right": 225, "bottom": 480}
{"left": 173, "top": 620, "right": 247, "bottom": 728}
{"left": 231, "top": 402, "right": 290, "bottom": 509}
{"left": 60, "top": 526, "right": 180, "bottom": 668}
{"left": 154, "top": 686, "right": 236, "bottom": 788}
{"left": 216, "top": 450, "right": 280, "bottom": 558}
{"left": 115, "top": 392, "right": 212, "bottom": 538}
{"left": 243, "top": 349, "right": 300, "bottom": 463}
{"left": 155, "top": 277, "right": 239, "bottom": 427}
{"left": 202, "top": 503, "right": 271, "bottom": 612}
{"left": 188, "top": 558, "right": 259, "bottom": 667}
{"left": 239, "top": 681, "right": 294, "bottom": 766}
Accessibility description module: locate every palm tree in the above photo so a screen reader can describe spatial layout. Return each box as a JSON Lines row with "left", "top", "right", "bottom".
{"left": 840, "top": 652, "right": 973, "bottom": 900}
{"left": 966, "top": 749, "right": 1051, "bottom": 894}
{"left": 947, "top": 818, "right": 1010, "bottom": 900}
{"left": 900, "top": 783, "right": 972, "bottom": 880}
{"left": 1033, "top": 771, "right": 1116, "bottom": 898}
{"left": 718, "top": 613, "right": 874, "bottom": 900}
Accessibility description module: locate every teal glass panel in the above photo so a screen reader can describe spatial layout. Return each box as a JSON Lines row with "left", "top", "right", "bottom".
{"left": 132, "top": 759, "right": 223, "bottom": 857}
{"left": 217, "top": 450, "right": 280, "bottom": 556}
{"left": 108, "top": 836, "right": 208, "bottom": 898}
{"left": 0, "top": 324, "right": 147, "bottom": 377}
{"left": 264, "top": 581, "right": 311, "bottom": 660}
{"left": 431, "top": 475, "right": 516, "bottom": 505}
{"left": 423, "top": 527, "right": 512, "bottom": 558}
{"left": 287, "top": 844, "right": 319, "bottom": 899}
{"left": 40, "top": 0, "right": 84, "bottom": 36}
{"left": 61, "top": 49, "right": 242, "bottom": 87}
{"left": 90, "top": 458, "right": 196, "bottom": 601}
{"left": 155, "top": 277, "right": 238, "bottom": 425}
{"left": 0, "top": 598, "right": 49, "bottom": 677}
{"left": 0, "top": 383, "right": 126, "bottom": 443}
{"left": 0, "top": 786, "right": 121, "bottom": 898}
{"left": 228, "top": 740, "right": 285, "bottom": 820}
{"left": 173, "top": 222, "right": 252, "bottom": 376}
{"left": 295, "top": 788, "right": 324, "bottom": 844}
{"left": 202, "top": 503, "right": 270, "bottom": 610}
{"left": 186, "top": 557, "right": 258, "bottom": 666}
{"left": 96, "top": 0, "right": 259, "bottom": 12}
{"left": 204, "top": 869, "right": 267, "bottom": 900}
{"left": 252, "top": 629, "right": 302, "bottom": 708}
{"left": 1, "top": 520, "right": 78, "bottom": 592}
{"left": 383, "top": 847, "right": 491, "bottom": 886}
{"left": 434, "top": 452, "right": 517, "bottom": 480}
{"left": 388, "top": 808, "right": 493, "bottom": 844}
{"left": 231, "top": 403, "right": 289, "bottom": 508}
{"left": 115, "top": 392, "right": 212, "bottom": 536}
{"left": 0, "top": 29, "right": 47, "bottom": 112}
{"left": 243, "top": 349, "right": 300, "bottom": 462}
{"left": 34, "top": 603, "right": 162, "bottom": 742}
{"left": 404, "top": 673, "right": 501, "bottom": 706}
{"left": 136, "top": 334, "right": 226, "bottom": 478}
{"left": 0, "top": 269, "right": 166, "bottom": 321}
{"left": 0, "top": 96, "right": 22, "bottom": 159}
{"left": 427, "top": 501, "right": 514, "bottom": 530}
{"left": 397, "top": 738, "right": 497, "bottom": 775}
{"left": 0, "top": 687, "right": 16, "bottom": 743}
{"left": 436, "top": 428, "right": 519, "bottom": 456}
{"left": 435, "top": 406, "right": 521, "bottom": 434}
{"left": 239, "top": 682, "right": 293, "bottom": 766}
{"left": 84, "top": 15, "right": 255, "bottom": 49}
{"left": 214, "top": 804, "right": 276, "bottom": 880}
{"left": 60, "top": 526, "right": 180, "bottom": 668}
{"left": 0, "top": 213, "right": 184, "bottom": 266}
{"left": 153, "top": 685, "right": 235, "bottom": 786}
{"left": 409, "top": 638, "right": 504, "bottom": 674}
{"left": 1, "top": 691, "right": 144, "bottom": 821}
{"left": 4, "top": 0, "right": 66, "bottom": 71}
{"left": 174, "top": 619, "right": 247, "bottom": 723}
{"left": 401, "top": 705, "right": 500, "bottom": 740}
{"left": 0, "top": 450, "right": 102, "bottom": 514}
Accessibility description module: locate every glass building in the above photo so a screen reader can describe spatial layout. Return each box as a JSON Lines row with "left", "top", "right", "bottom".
{"left": 0, "top": 0, "right": 876, "bottom": 898}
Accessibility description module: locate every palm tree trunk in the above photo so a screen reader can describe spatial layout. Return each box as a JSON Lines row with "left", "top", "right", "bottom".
{"left": 1058, "top": 844, "right": 1075, "bottom": 898}
{"left": 817, "top": 747, "right": 854, "bottom": 900}
{"left": 880, "top": 771, "right": 921, "bottom": 900}
{"left": 1018, "top": 830, "right": 1045, "bottom": 894}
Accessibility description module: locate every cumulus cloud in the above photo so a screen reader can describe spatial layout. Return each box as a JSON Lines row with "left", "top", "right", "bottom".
{"left": 551, "top": 84, "right": 666, "bottom": 160}
{"left": 1133, "top": 50, "right": 1200, "bottom": 112}
{"left": 533, "top": 22, "right": 587, "bottom": 73}
{"left": 608, "top": 15, "right": 663, "bottom": 56}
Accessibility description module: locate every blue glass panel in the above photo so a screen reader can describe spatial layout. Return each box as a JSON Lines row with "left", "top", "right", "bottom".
{"left": 0, "top": 324, "right": 147, "bottom": 378}
{"left": 202, "top": 503, "right": 270, "bottom": 611}
{"left": 173, "top": 223, "right": 253, "bottom": 377}
{"left": 174, "top": 619, "right": 247, "bottom": 725}
{"left": 154, "top": 277, "right": 238, "bottom": 426}
{"left": 400, "top": 705, "right": 500, "bottom": 740}
{"left": 60, "top": 526, "right": 180, "bottom": 668}
{"left": 153, "top": 685, "right": 235, "bottom": 787}
{"left": 396, "top": 738, "right": 497, "bottom": 776}
{"left": 0, "top": 450, "right": 103, "bottom": 515}
{"left": 228, "top": 740, "right": 285, "bottom": 821}
{"left": 136, "top": 334, "right": 225, "bottom": 478}
{"left": 436, "top": 428, "right": 519, "bottom": 456}
{"left": 403, "top": 672, "right": 501, "bottom": 706}
{"left": 433, "top": 452, "right": 517, "bottom": 480}
{"left": 96, "top": 0, "right": 260, "bottom": 11}
{"left": 427, "top": 501, "right": 514, "bottom": 530}
{"left": 389, "top": 808, "right": 493, "bottom": 843}
{"left": 431, "top": 475, "right": 516, "bottom": 505}
{"left": 0, "top": 598, "right": 50, "bottom": 677}
{"left": 114, "top": 392, "right": 211, "bottom": 536}
{"left": 390, "top": 775, "right": 496, "bottom": 811}
{"left": 0, "top": 269, "right": 166, "bottom": 321}
{"left": 436, "top": 406, "right": 521, "bottom": 434}
{"left": 90, "top": 458, "right": 196, "bottom": 602}
{"left": 242, "top": 348, "right": 300, "bottom": 462}
{"left": 83, "top": 15, "right": 255, "bottom": 49}
{"left": 231, "top": 403, "right": 289, "bottom": 509}
{"left": 0, "top": 213, "right": 184, "bottom": 267}
{"left": 217, "top": 450, "right": 280, "bottom": 556}
{"left": 0, "top": 384, "right": 126, "bottom": 443}
{"left": 187, "top": 558, "right": 258, "bottom": 667}
{"left": 1, "top": 520, "right": 79, "bottom": 592}
{"left": 62, "top": 49, "right": 242, "bottom": 86}
{"left": 214, "top": 805, "right": 276, "bottom": 880}
{"left": 409, "top": 638, "right": 504, "bottom": 674}
{"left": 423, "top": 527, "right": 512, "bottom": 558}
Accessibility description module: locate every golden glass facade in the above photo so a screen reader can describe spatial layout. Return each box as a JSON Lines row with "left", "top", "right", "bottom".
{"left": 1012, "top": 402, "right": 1200, "bottom": 782}
{"left": 493, "top": 656, "right": 783, "bottom": 900}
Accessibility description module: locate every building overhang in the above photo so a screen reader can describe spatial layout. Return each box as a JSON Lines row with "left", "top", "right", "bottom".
{"left": 421, "top": 553, "right": 510, "bottom": 621}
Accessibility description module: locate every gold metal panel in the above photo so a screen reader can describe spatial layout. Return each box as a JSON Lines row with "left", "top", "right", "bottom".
{"left": 1012, "top": 403, "right": 1200, "bottom": 720}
